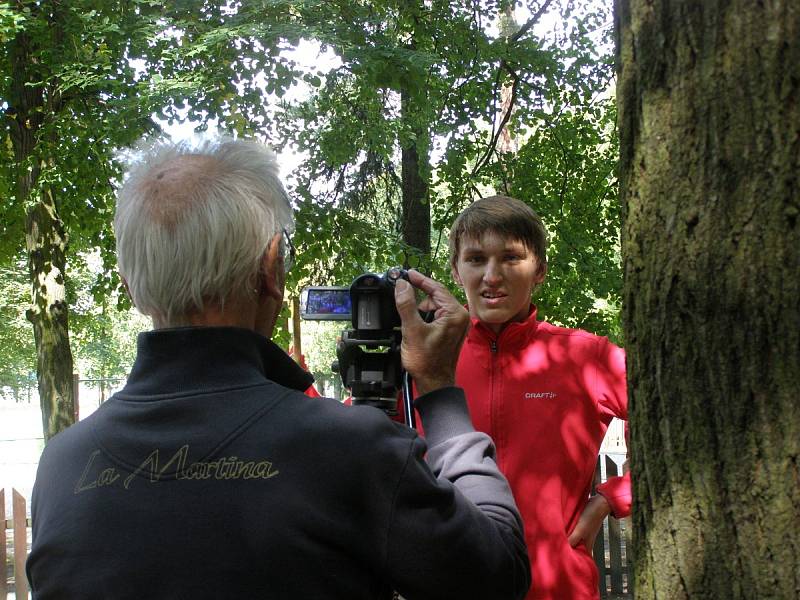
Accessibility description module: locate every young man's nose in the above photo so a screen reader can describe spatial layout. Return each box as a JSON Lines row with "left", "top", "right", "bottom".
{"left": 482, "top": 260, "right": 503, "bottom": 284}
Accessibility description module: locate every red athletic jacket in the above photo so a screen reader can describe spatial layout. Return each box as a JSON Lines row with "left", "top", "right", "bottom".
{"left": 456, "top": 306, "right": 630, "bottom": 600}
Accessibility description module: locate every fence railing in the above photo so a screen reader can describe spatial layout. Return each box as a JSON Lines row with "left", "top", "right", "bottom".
{"left": 2, "top": 488, "right": 30, "bottom": 600}
{"left": 593, "top": 455, "right": 633, "bottom": 599}
{"left": 4, "top": 455, "right": 632, "bottom": 599}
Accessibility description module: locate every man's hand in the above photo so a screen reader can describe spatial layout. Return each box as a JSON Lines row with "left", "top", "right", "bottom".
{"left": 394, "top": 270, "right": 470, "bottom": 396}
{"left": 568, "top": 494, "right": 612, "bottom": 555}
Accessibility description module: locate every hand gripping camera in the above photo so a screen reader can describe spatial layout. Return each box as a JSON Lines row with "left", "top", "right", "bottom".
{"left": 300, "top": 268, "right": 416, "bottom": 427}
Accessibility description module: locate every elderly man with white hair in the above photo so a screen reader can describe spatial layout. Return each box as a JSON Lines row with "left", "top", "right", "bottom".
{"left": 25, "top": 134, "right": 530, "bottom": 600}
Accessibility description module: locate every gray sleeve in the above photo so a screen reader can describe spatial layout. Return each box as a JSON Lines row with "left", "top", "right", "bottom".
{"left": 384, "top": 387, "right": 530, "bottom": 600}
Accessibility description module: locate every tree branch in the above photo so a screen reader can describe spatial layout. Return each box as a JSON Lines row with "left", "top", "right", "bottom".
{"left": 467, "top": 1, "right": 555, "bottom": 183}
{"left": 511, "top": 0, "right": 555, "bottom": 43}
{"left": 471, "top": 63, "right": 519, "bottom": 177}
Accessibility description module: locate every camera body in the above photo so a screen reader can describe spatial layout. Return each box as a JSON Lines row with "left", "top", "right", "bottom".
{"left": 301, "top": 268, "right": 409, "bottom": 413}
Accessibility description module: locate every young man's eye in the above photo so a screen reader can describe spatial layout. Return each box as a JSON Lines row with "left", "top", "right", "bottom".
{"left": 465, "top": 255, "right": 485, "bottom": 264}
{"left": 504, "top": 254, "right": 521, "bottom": 262}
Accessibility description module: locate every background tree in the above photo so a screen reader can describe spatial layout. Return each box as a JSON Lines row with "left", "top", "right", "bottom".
{"left": 279, "top": 0, "right": 622, "bottom": 340}
{"left": 1, "top": 0, "right": 175, "bottom": 439}
{"left": 617, "top": 0, "right": 799, "bottom": 597}
{"left": 496, "top": 5, "right": 621, "bottom": 340}
{"left": 0, "top": 0, "right": 299, "bottom": 440}
{"left": 1, "top": 0, "right": 625, "bottom": 438}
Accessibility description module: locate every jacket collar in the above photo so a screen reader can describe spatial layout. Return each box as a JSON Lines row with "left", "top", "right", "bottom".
{"left": 467, "top": 304, "right": 540, "bottom": 347}
{"left": 121, "top": 326, "right": 314, "bottom": 399}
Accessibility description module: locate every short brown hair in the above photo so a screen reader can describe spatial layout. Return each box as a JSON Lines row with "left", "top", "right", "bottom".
{"left": 449, "top": 195, "right": 548, "bottom": 268}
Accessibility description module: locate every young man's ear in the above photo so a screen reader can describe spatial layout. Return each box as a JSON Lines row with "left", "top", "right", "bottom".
{"left": 534, "top": 261, "right": 548, "bottom": 286}
{"left": 451, "top": 264, "right": 464, "bottom": 287}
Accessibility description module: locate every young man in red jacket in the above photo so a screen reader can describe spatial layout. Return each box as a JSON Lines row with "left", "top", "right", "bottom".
{"left": 449, "top": 195, "right": 630, "bottom": 600}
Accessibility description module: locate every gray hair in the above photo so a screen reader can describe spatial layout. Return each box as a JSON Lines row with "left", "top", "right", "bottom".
{"left": 114, "top": 134, "right": 294, "bottom": 326}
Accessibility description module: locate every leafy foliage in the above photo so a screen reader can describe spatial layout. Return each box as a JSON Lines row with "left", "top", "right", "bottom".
{"left": 0, "top": 0, "right": 623, "bottom": 408}
{"left": 1, "top": 0, "right": 307, "bottom": 275}
{"left": 0, "top": 259, "right": 36, "bottom": 392}
{"left": 514, "top": 99, "right": 621, "bottom": 342}
{"left": 67, "top": 252, "right": 149, "bottom": 382}
{"left": 277, "top": 0, "right": 622, "bottom": 341}
{"left": 0, "top": 251, "right": 148, "bottom": 398}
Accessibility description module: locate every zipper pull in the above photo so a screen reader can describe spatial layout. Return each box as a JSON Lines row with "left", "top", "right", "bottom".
{"left": 490, "top": 340, "right": 498, "bottom": 353}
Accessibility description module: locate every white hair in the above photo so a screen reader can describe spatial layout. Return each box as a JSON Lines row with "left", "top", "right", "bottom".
{"left": 114, "top": 134, "right": 294, "bottom": 326}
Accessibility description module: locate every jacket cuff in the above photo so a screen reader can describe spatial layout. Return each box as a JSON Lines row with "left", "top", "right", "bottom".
{"left": 596, "top": 471, "right": 631, "bottom": 518}
{"left": 413, "top": 386, "right": 474, "bottom": 447}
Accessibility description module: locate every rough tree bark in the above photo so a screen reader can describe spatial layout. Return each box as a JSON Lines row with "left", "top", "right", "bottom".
{"left": 616, "top": 1, "right": 799, "bottom": 598}
{"left": 9, "top": 25, "right": 76, "bottom": 441}
{"left": 399, "top": 114, "right": 431, "bottom": 260}
{"left": 400, "top": 79, "right": 431, "bottom": 263}
{"left": 25, "top": 191, "right": 75, "bottom": 440}
{"left": 399, "top": 0, "right": 431, "bottom": 264}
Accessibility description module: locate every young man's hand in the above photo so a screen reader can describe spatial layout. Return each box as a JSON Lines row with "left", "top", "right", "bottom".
{"left": 394, "top": 270, "right": 470, "bottom": 395}
{"left": 568, "top": 494, "right": 612, "bottom": 554}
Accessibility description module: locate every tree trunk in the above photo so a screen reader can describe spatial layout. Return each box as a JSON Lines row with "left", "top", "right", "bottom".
{"left": 25, "top": 188, "right": 76, "bottom": 441}
{"left": 10, "top": 26, "right": 76, "bottom": 442}
{"left": 497, "top": 4, "right": 519, "bottom": 159}
{"left": 399, "top": 0, "right": 431, "bottom": 264}
{"left": 400, "top": 88, "right": 431, "bottom": 263}
{"left": 616, "top": 1, "right": 800, "bottom": 598}
{"left": 291, "top": 295, "right": 302, "bottom": 363}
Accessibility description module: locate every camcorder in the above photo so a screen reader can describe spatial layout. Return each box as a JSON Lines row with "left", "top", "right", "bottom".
{"left": 300, "top": 267, "right": 418, "bottom": 428}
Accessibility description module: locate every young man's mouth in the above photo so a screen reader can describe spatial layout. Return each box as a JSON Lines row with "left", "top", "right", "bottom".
{"left": 481, "top": 291, "right": 507, "bottom": 305}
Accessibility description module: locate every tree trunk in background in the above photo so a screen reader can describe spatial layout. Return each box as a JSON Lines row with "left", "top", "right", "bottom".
{"left": 25, "top": 189, "right": 76, "bottom": 441}
{"left": 10, "top": 28, "right": 76, "bottom": 441}
{"left": 399, "top": 0, "right": 430, "bottom": 265}
{"left": 616, "top": 1, "right": 799, "bottom": 597}
{"left": 291, "top": 296, "right": 302, "bottom": 364}
{"left": 497, "top": 4, "right": 519, "bottom": 159}
{"left": 400, "top": 86, "right": 431, "bottom": 263}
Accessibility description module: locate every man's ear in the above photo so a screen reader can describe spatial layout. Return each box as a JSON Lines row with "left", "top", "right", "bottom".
{"left": 120, "top": 276, "right": 135, "bottom": 307}
{"left": 258, "top": 232, "right": 284, "bottom": 301}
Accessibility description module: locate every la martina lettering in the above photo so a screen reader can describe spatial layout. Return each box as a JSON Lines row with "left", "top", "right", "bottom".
{"left": 74, "top": 445, "right": 279, "bottom": 494}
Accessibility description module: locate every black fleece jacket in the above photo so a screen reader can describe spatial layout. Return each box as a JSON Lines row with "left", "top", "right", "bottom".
{"left": 26, "top": 327, "right": 530, "bottom": 600}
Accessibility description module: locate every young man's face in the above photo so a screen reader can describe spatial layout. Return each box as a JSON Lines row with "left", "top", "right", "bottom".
{"left": 452, "top": 231, "right": 546, "bottom": 334}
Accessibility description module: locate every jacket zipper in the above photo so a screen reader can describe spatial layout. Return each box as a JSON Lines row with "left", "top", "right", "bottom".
{"left": 489, "top": 336, "right": 501, "bottom": 466}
